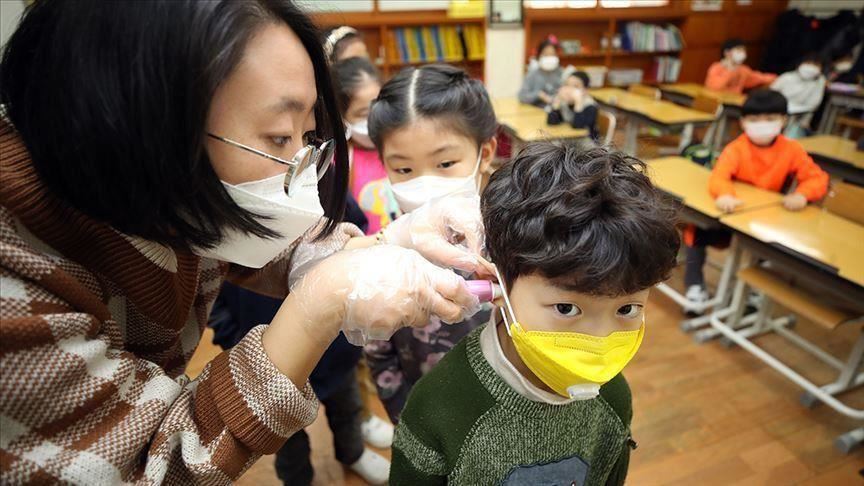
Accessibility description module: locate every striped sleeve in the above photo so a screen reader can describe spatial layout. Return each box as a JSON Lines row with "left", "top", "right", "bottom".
{"left": 390, "top": 421, "right": 448, "bottom": 485}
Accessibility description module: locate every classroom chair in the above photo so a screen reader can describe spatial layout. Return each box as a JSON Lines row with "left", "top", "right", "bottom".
{"left": 596, "top": 109, "right": 617, "bottom": 146}
{"left": 628, "top": 84, "right": 660, "bottom": 100}
{"left": 824, "top": 180, "right": 864, "bottom": 225}
{"left": 653, "top": 94, "right": 723, "bottom": 155}
{"left": 837, "top": 115, "right": 864, "bottom": 140}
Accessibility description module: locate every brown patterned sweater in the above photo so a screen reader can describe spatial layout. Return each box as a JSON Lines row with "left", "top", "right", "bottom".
{"left": 0, "top": 120, "right": 360, "bottom": 484}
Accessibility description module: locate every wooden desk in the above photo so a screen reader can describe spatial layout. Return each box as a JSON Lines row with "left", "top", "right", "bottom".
{"left": 659, "top": 83, "right": 745, "bottom": 108}
{"left": 722, "top": 205, "right": 864, "bottom": 288}
{"left": 591, "top": 88, "right": 716, "bottom": 155}
{"left": 799, "top": 135, "right": 864, "bottom": 186}
{"left": 818, "top": 85, "right": 864, "bottom": 134}
{"left": 648, "top": 157, "right": 783, "bottom": 220}
{"left": 498, "top": 112, "right": 588, "bottom": 143}
{"left": 492, "top": 97, "right": 539, "bottom": 117}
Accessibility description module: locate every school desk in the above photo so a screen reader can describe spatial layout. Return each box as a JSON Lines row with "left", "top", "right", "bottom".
{"left": 660, "top": 83, "right": 745, "bottom": 152}
{"left": 817, "top": 85, "right": 864, "bottom": 134}
{"left": 497, "top": 112, "right": 588, "bottom": 144}
{"left": 799, "top": 135, "right": 864, "bottom": 185}
{"left": 491, "top": 97, "right": 539, "bottom": 117}
{"left": 647, "top": 157, "right": 783, "bottom": 330}
{"left": 590, "top": 88, "right": 716, "bottom": 155}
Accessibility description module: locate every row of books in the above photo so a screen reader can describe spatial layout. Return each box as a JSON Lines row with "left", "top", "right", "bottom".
{"left": 648, "top": 56, "right": 682, "bottom": 83}
{"left": 620, "top": 22, "right": 683, "bottom": 53}
{"left": 386, "top": 25, "right": 485, "bottom": 65}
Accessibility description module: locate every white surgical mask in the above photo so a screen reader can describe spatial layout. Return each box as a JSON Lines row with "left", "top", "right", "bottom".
{"left": 389, "top": 150, "right": 483, "bottom": 213}
{"left": 744, "top": 120, "right": 783, "bottom": 146}
{"left": 538, "top": 55, "right": 560, "bottom": 72}
{"left": 194, "top": 165, "right": 324, "bottom": 268}
{"left": 348, "top": 118, "right": 374, "bottom": 149}
{"left": 798, "top": 64, "right": 821, "bottom": 80}
{"left": 731, "top": 49, "right": 747, "bottom": 65}
{"left": 835, "top": 61, "right": 853, "bottom": 73}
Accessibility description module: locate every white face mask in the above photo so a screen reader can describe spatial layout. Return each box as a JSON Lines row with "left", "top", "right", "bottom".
{"left": 744, "top": 120, "right": 783, "bottom": 146}
{"left": 731, "top": 49, "right": 747, "bottom": 65}
{"left": 538, "top": 55, "right": 560, "bottom": 72}
{"left": 195, "top": 165, "right": 324, "bottom": 268}
{"left": 797, "top": 64, "right": 821, "bottom": 80}
{"left": 389, "top": 150, "right": 483, "bottom": 213}
{"left": 835, "top": 61, "right": 853, "bottom": 73}
{"left": 348, "top": 118, "right": 374, "bottom": 149}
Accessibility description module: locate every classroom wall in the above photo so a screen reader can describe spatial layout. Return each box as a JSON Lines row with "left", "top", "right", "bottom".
{"left": 484, "top": 27, "right": 526, "bottom": 99}
{"left": 0, "top": 0, "right": 26, "bottom": 48}
{"left": 788, "top": 0, "right": 864, "bottom": 18}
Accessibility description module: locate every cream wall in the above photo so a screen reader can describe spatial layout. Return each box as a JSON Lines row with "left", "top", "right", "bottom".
{"left": 0, "top": 0, "right": 26, "bottom": 48}
{"left": 484, "top": 27, "right": 526, "bottom": 99}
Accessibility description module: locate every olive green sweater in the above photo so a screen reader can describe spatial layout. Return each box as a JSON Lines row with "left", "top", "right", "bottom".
{"left": 390, "top": 326, "right": 634, "bottom": 485}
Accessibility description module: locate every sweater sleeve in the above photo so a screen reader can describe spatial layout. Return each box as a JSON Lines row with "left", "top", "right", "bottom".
{"left": 390, "top": 423, "right": 448, "bottom": 485}
{"left": 570, "top": 104, "right": 599, "bottom": 131}
{"left": 0, "top": 267, "right": 318, "bottom": 483}
{"left": 790, "top": 144, "right": 830, "bottom": 201}
{"left": 518, "top": 70, "right": 544, "bottom": 105}
{"left": 364, "top": 337, "right": 411, "bottom": 424}
{"left": 742, "top": 66, "right": 777, "bottom": 90}
{"left": 708, "top": 144, "right": 741, "bottom": 198}
{"left": 705, "top": 62, "right": 735, "bottom": 91}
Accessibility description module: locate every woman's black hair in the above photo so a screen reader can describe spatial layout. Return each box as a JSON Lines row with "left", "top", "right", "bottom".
{"left": 367, "top": 64, "right": 498, "bottom": 150}
{"left": 482, "top": 141, "right": 680, "bottom": 296}
{"left": 332, "top": 57, "right": 381, "bottom": 116}
{"left": 0, "top": 0, "right": 348, "bottom": 249}
{"left": 569, "top": 71, "right": 591, "bottom": 88}
{"left": 742, "top": 89, "right": 788, "bottom": 117}
{"left": 537, "top": 38, "right": 560, "bottom": 57}
{"left": 721, "top": 38, "right": 745, "bottom": 56}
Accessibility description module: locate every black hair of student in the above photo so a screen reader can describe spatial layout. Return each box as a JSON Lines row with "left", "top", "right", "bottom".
{"left": 322, "top": 26, "right": 363, "bottom": 64}
{"left": 368, "top": 64, "right": 498, "bottom": 150}
{"left": 482, "top": 141, "right": 680, "bottom": 296}
{"left": 569, "top": 71, "right": 591, "bottom": 88}
{"left": 742, "top": 89, "right": 788, "bottom": 117}
{"left": 721, "top": 38, "right": 745, "bottom": 56}
{"left": 537, "top": 38, "right": 559, "bottom": 56}
{"left": 332, "top": 57, "right": 381, "bottom": 116}
{"left": 800, "top": 52, "right": 823, "bottom": 66}
{"left": 0, "top": 0, "right": 348, "bottom": 249}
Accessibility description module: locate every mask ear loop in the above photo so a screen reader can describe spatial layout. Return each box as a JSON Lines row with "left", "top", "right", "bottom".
{"left": 493, "top": 265, "right": 517, "bottom": 337}
{"left": 472, "top": 147, "right": 484, "bottom": 193}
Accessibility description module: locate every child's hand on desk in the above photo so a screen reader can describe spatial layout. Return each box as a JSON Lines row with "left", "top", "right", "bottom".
{"left": 715, "top": 194, "right": 743, "bottom": 213}
{"left": 782, "top": 193, "right": 808, "bottom": 211}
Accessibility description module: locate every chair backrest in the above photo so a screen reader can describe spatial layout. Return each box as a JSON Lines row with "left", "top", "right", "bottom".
{"left": 596, "top": 110, "right": 617, "bottom": 146}
{"left": 628, "top": 84, "right": 660, "bottom": 100}
{"left": 824, "top": 181, "right": 864, "bottom": 225}
{"left": 692, "top": 94, "right": 722, "bottom": 117}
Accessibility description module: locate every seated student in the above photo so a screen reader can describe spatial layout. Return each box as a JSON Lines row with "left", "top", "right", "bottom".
{"left": 683, "top": 90, "right": 829, "bottom": 310}
{"left": 323, "top": 25, "right": 369, "bottom": 64}
{"left": 518, "top": 37, "right": 563, "bottom": 107}
{"left": 771, "top": 54, "right": 826, "bottom": 116}
{"left": 827, "top": 50, "right": 858, "bottom": 84}
{"left": 547, "top": 70, "right": 599, "bottom": 136}
{"left": 389, "top": 142, "right": 681, "bottom": 485}
{"left": 705, "top": 38, "right": 776, "bottom": 94}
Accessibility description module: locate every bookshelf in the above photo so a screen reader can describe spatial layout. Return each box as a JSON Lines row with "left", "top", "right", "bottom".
{"left": 309, "top": 9, "right": 485, "bottom": 80}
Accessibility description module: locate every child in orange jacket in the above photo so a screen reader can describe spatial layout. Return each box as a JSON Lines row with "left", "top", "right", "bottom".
{"left": 683, "top": 89, "right": 829, "bottom": 312}
{"left": 705, "top": 39, "right": 776, "bottom": 94}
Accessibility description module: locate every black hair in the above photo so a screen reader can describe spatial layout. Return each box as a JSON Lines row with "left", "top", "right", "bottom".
{"left": 800, "top": 52, "right": 823, "bottom": 66}
{"left": 331, "top": 57, "right": 381, "bottom": 116}
{"left": 368, "top": 64, "right": 498, "bottom": 150}
{"left": 323, "top": 26, "right": 363, "bottom": 64}
{"left": 482, "top": 142, "right": 680, "bottom": 296}
{"left": 721, "top": 38, "right": 745, "bottom": 56}
{"left": 742, "top": 89, "right": 788, "bottom": 116}
{"left": 537, "top": 38, "right": 559, "bottom": 56}
{"left": 0, "top": 0, "right": 348, "bottom": 249}
{"left": 569, "top": 71, "right": 591, "bottom": 88}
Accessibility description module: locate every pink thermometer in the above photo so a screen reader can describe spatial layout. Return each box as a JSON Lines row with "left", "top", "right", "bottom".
{"left": 465, "top": 280, "right": 503, "bottom": 303}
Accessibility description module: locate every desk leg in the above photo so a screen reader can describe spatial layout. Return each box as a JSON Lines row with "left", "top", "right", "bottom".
{"left": 817, "top": 95, "right": 833, "bottom": 133}
{"left": 624, "top": 118, "right": 638, "bottom": 156}
{"left": 681, "top": 238, "right": 742, "bottom": 332}
{"left": 677, "top": 123, "right": 694, "bottom": 153}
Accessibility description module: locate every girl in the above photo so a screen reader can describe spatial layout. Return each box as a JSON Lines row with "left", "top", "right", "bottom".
{"left": 324, "top": 25, "right": 369, "bottom": 64}
{"left": 365, "top": 64, "right": 498, "bottom": 423}
{"left": 518, "top": 37, "right": 563, "bottom": 107}
{"left": 332, "top": 56, "right": 398, "bottom": 235}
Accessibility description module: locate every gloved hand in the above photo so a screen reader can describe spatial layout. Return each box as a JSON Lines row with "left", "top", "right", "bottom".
{"left": 291, "top": 245, "right": 481, "bottom": 346}
{"left": 382, "top": 193, "right": 485, "bottom": 274}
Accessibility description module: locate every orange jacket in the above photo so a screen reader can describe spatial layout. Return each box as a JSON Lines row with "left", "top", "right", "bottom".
{"left": 709, "top": 134, "right": 829, "bottom": 201}
{"left": 705, "top": 62, "right": 777, "bottom": 94}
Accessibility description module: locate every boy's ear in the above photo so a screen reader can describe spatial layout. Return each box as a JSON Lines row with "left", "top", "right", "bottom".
{"left": 780, "top": 114, "right": 789, "bottom": 127}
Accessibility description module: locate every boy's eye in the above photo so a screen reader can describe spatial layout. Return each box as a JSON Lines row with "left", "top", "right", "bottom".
{"left": 617, "top": 304, "right": 643, "bottom": 319}
{"left": 554, "top": 303, "right": 581, "bottom": 317}
{"left": 438, "top": 160, "right": 457, "bottom": 169}
{"left": 394, "top": 167, "right": 413, "bottom": 175}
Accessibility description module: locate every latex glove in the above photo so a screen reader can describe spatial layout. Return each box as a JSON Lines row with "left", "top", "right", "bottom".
{"left": 715, "top": 194, "right": 743, "bottom": 213}
{"left": 382, "top": 193, "right": 485, "bottom": 273}
{"left": 292, "top": 245, "right": 480, "bottom": 346}
{"left": 782, "top": 193, "right": 808, "bottom": 211}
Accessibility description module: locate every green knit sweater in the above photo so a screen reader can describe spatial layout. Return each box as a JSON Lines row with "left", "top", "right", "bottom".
{"left": 390, "top": 326, "right": 634, "bottom": 486}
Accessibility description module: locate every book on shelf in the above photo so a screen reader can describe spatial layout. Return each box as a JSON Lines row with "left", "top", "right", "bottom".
{"left": 387, "top": 24, "right": 485, "bottom": 65}
{"left": 620, "top": 22, "right": 683, "bottom": 53}
{"left": 648, "top": 56, "right": 681, "bottom": 83}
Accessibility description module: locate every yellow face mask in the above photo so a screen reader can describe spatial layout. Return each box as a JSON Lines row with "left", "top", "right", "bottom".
{"left": 495, "top": 268, "right": 644, "bottom": 400}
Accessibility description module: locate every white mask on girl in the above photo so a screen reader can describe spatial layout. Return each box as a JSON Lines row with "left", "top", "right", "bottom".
{"left": 348, "top": 118, "right": 375, "bottom": 149}
{"left": 194, "top": 165, "right": 323, "bottom": 268}
{"left": 744, "top": 120, "right": 783, "bottom": 146}
{"left": 389, "top": 150, "right": 483, "bottom": 213}
{"left": 538, "top": 55, "right": 560, "bottom": 72}
{"left": 797, "top": 64, "right": 821, "bottom": 80}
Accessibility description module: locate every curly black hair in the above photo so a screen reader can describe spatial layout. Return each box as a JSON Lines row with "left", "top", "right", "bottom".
{"left": 482, "top": 141, "right": 680, "bottom": 296}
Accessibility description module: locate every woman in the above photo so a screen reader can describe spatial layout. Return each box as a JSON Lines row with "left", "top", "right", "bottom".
{"left": 0, "top": 1, "right": 484, "bottom": 483}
